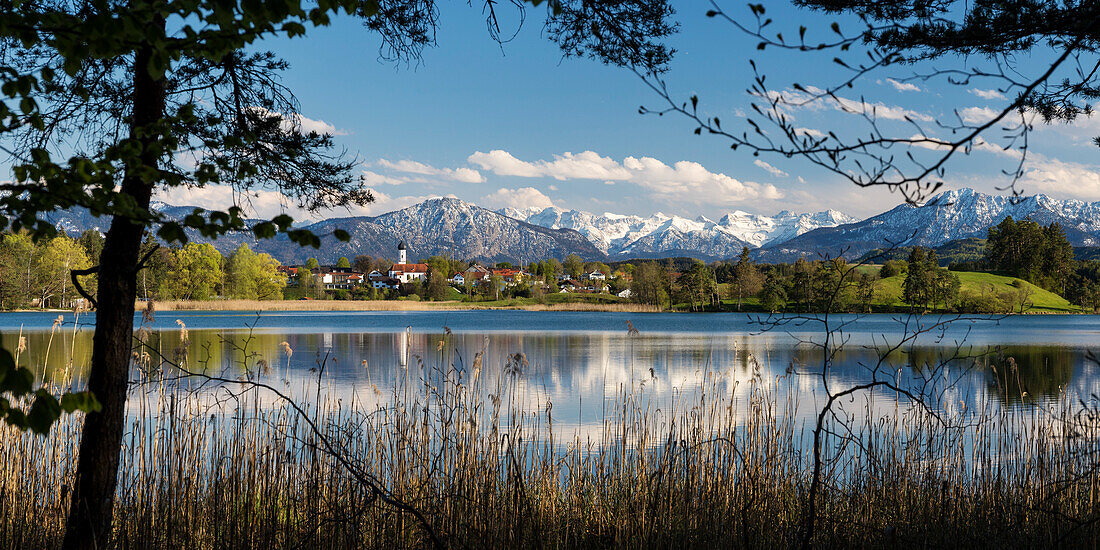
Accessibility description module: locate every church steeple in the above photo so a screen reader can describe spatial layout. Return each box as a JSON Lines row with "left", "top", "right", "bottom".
{"left": 398, "top": 240, "right": 407, "bottom": 264}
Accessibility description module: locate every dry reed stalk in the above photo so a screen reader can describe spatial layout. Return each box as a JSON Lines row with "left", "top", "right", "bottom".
{"left": 1, "top": 339, "right": 1098, "bottom": 549}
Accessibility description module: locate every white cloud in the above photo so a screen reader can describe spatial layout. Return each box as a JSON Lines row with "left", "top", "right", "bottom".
{"left": 969, "top": 88, "right": 1007, "bottom": 100}
{"left": 155, "top": 184, "right": 437, "bottom": 222}
{"left": 754, "top": 159, "right": 788, "bottom": 178}
{"left": 959, "top": 106, "right": 1001, "bottom": 125}
{"left": 375, "top": 158, "right": 485, "bottom": 183}
{"left": 360, "top": 170, "right": 407, "bottom": 186}
{"left": 293, "top": 113, "right": 345, "bottom": 136}
{"left": 468, "top": 150, "right": 631, "bottom": 181}
{"left": 480, "top": 187, "right": 556, "bottom": 210}
{"left": 469, "top": 149, "right": 783, "bottom": 205}
{"left": 795, "top": 127, "right": 826, "bottom": 139}
{"left": 761, "top": 87, "right": 933, "bottom": 122}
{"left": 247, "top": 107, "right": 345, "bottom": 136}
{"left": 1019, "top": 156, "right": 1100, "bottom": 200}
{"left": 885, "top": 78, "right": 921, "bottom": 93}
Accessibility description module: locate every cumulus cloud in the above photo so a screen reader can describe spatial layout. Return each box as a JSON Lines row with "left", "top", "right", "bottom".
{"left": 969, "top": 88, "right": 1007, "bottom": 100}
{"left": 155, "top": 184, "right": 437, "bottom": 222}
{"left": 754, "top": 159, "right": 788, "bottom": 178}
{"left": 958, "top": 106, "right": 1002, "bottom": 125}
{"left": 480, "top": 187, "right": 556, "bottom": 210}
{"left": 247, "top": 107, "right": 345, "bottom": 136}
{"left": 763, "top": 87, "right": 933, "bottom": 122}
{"left": 1019, "top": 157, "right": 1100, "bottom": 200}
{"left": 468, "top": 149, "right": 783, "bottom": 205}
{"left": 375, "top": 158, "right": 485, "bottom": 183}
{"left": 360, "top": 170, "right": 407, "bottom": 186}
{"left": 468, "top": 150, "right": 631, "bottom": 180}
{"left": 885, "top": 78, "right": 921, "bottom": 92}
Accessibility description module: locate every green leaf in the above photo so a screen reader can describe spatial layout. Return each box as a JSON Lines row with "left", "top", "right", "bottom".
{"left": 26, "top": 391, "right": 61, "bottom": 434}
{"left": 60, "top": 391, "right": 101, "bottom": 414}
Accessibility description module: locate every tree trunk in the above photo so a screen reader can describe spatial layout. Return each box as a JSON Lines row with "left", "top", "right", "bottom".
{"left": 62, "top": 31, "right": 165, "bottom": 550}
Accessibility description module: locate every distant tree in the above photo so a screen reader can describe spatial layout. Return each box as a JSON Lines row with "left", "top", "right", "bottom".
{"left": 36, "top": 236, "right": 92, "bottom": 308}
{"left": 564, "top": 254, "right": 585, "bottom": 280}
{"left": 336, "top": 256, "right": 351, "bottom": 269}
{"left": 545, "top": 258, "right": 564, "bottom": 277}
{"left": 426, "top": 269, "right": 449, "bottom": 301}
{"left": 225, "top": 244, "right": 285, "bottom": 300}
{"left": 760, "top": 272, "right": 787, "bottom": 313}
{"left": 903, "top": 248, "right": 935, "bottom": 309}
{"left": 164, "top": 243, "right": 224, "bottom": 301}
{"left": 855, "top": 272, "right": 877, "bottom": 312}
{"left": 631, "top": 262, "right": 671, "bottom": 309}
{"left": 137, "top": 235, "right": 171, "bottom": 302}
{"left": 0, "top": 233, "right": 36, "bottom": 309}
{"left": 305, "top": 258, "right": 321, "bottom": 271}
{"left": 729, "top": 247, "right": 763, "bottom": 311}
{"left": 879, "top": 260, "right": 908, "bottom": 279}
{"left": 353, "top": 255, "right": 374, "bottom": 274}
{"left": 77, "top": 231, "right": 105, "bottom": 265}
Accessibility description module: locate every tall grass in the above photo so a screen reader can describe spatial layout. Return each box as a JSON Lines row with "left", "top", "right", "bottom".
{"left": 148, "top": 299, "right": 660, "bottom": 312}
{"left": 2, "top": 331, "right": 1099, "bottom": 548}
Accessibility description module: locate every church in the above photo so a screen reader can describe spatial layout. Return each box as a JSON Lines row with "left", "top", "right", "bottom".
{"left": 387, "top": 240, "right": 429, "bottom": 283}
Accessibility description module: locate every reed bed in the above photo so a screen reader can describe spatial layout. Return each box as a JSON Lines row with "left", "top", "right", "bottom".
{"left": 149, "top": 299, "right": 660, "bottom": 312}
{"left": 2, "top": 337, "right": 1099, "bottom": 549}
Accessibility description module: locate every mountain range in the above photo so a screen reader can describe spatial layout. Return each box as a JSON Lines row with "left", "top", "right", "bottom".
{"left": 44, "top": 188, "right": 1100, "bottom": 264}
{"left": 754, "top": 188, "right": 1100, "bottom": 262}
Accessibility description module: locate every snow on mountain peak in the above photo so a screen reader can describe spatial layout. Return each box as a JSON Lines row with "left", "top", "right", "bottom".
{"left": 499, "top": 203, "right": 860, "bottom": 258}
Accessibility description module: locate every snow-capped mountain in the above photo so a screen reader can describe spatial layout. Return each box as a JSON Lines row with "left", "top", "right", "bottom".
{"left": 756, "top": 188, "right": 1100, "bottom": 262}
{"left": 52, "top": 198, "right": 605, "bottom": 264}
{"left": 501, "top": 206, "right": 857, "bottom": 259}
{"left": 52, "top": 188, "right": 1100, "bottom": 265}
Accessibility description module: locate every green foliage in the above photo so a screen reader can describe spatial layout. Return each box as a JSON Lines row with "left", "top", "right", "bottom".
{"left": 630, "top": 261, "right": 671, "bottom": 309}
{"left": 163, "top": 242, "right": 224, "bottom": 300}
{"left": 879, "top": 259, "right": 907, "bottom": 278}
{"left": 563, "top": 254, "right": 584, "bottom": 280}
{"left": 225, "top": 244, "right": 285, "bottom": 300}
{"left": 985, "top": 217, "right": 1074, "bottom": 292}
{"left": 336, "top": 256, "right": 351, "bottom": 269}
{"left": 0, "top": 347, "right": 100, "bottom": 434}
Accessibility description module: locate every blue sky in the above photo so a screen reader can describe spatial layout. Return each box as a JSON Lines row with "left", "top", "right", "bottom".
{"left": 161, "top": 1, "right": 1100, "bottom": 221}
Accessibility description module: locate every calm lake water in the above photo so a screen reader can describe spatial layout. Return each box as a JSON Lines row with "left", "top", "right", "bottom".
{"left": 3, "top": 310, "right": 1099, "bottom": 433}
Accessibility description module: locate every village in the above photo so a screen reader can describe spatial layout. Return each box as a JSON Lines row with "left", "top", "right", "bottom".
{"left": 277, "top": 241, "right": 633, "bottom": 301}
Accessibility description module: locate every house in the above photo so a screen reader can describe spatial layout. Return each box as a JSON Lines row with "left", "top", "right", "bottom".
{"left": 585, "top": 270, "right": 606, "bottom": 281}
{"left": 320, "top": 272, "right": 363, "bottom": 290}
{"left": 389, "top": 263, "right": 429, "bottom": 283}
{"left": 617, "top": 288, "right": 633, "bottom": 298}
{"left": 449, "top": 273, "right": 466, "bottom": 286}
{"left": 559, "top": 279, "right": 581, "bottom": 292}
{"left": 464, "top": 264, "right": 490, "bottom": 282}
{"left": 491, "top": 268, "right": 526, "bottom": 285}
{"left": 372, "top": 277, "right": 400, "bottom": 290}
{"left": 367, "top": 270, "right": 385, "bottom": 280}
{"left": 277, "top": 265, "right": 300, "bottom": 285}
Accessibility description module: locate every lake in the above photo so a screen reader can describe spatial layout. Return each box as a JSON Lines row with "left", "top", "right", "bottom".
{"left": 3, "top": 309, "right": 1098, "bottom": 436}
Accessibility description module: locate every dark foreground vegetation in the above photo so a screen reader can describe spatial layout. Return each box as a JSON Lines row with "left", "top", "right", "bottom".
{"left": 2, "top": 327, "right": 1098, "bottom": 549}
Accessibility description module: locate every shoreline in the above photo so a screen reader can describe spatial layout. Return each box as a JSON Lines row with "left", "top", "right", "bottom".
{"left": 144, "top": 299, "right": 664, "bottom": 313}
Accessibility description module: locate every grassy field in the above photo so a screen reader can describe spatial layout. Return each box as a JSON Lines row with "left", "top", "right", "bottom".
{"left": 713, "top": 270, "right": 1083, "bottom": 313}
{"left": 873, "top": 271, "right": 1081, "bottom": 313}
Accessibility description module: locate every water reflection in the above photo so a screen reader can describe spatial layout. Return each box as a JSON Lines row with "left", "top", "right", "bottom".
{"left": 5, "top": 312, "right": 1097, "bottom": 429}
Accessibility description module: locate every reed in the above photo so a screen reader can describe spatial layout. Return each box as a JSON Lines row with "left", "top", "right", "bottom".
{"left": 2, "top": 335, "right": 1098, "bottom": 549}
{"left": 146, "top": 299, "right": 661, "bottom": 313}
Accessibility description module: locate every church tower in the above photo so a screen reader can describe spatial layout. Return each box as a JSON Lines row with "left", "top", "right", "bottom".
{"left": 398, "top": 240, "right": 407, "bottom": 264}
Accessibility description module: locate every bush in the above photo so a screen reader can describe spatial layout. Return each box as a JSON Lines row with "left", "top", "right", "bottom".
{"left": 957, "top": 291, "right": 1008, "bottom": 313}
{"left": 879, "top": 260, "right": 908, "bottom": 278}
